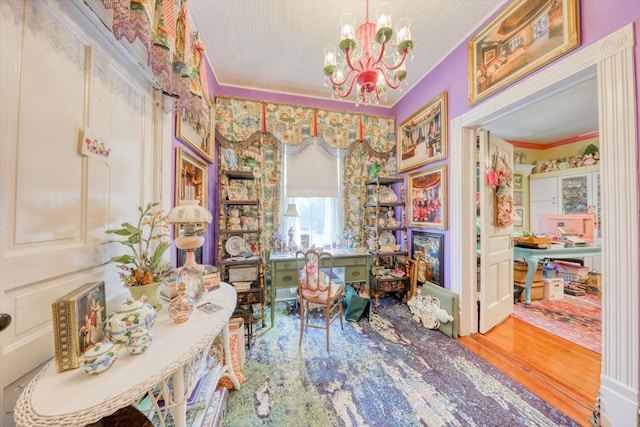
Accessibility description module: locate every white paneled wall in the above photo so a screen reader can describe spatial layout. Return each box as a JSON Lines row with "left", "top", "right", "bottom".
{"left": 0, "top": 1, "right": 168, "bottom": 422}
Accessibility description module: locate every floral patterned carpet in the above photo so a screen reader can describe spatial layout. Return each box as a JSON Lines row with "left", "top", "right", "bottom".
{"left": 512, "top": 293, "right": 601, "bottom": 353}
{"left": 224, "top": 299, "right": 578, "bottom": 426}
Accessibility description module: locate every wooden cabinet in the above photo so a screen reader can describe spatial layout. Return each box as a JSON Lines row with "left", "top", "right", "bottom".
{"left": 217, "top": 169, "right": 265, "bottom": 343}
{"left": 363, "top": 176, "right": 411, "bottom": 312}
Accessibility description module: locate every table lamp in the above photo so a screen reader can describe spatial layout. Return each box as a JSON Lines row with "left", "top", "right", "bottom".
{"left": 283, "top": 203, "right": 298, "bottom": 251}
{"left": 167, "top": 199, "right": 213, "bottom": 271}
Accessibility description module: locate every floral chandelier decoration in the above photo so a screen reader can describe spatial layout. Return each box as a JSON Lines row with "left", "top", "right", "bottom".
{"left": 323, "top": 0, "right": 414, "bottom": 106}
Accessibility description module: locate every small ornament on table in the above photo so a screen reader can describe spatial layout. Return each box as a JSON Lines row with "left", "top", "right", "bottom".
{"left": 169, "top": 282, "right": 194, "bottom": 324}
{"left": 343, "top": 229, "right": 355, "bottom": 249}
{"left": 272, "top": 230, "right": 285, "bottom": 253}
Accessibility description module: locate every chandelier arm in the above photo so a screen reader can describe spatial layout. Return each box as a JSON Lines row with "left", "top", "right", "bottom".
{"left": 371, "top": 38, "right": 388, "bottom": 68}
{"left": 376, "top": 67, "right": 401, "bottom": 90}
{"left": 329, "top": 68, "right": 356, "bottom": 88}
{"left": 336, "top": 74, "right": 359, "bottom": 99}
{"left": 344, "top": 47, "right": 365, "bottom": 73}
{"left": 380, "top": 50, "right": 409, "bottom": 71}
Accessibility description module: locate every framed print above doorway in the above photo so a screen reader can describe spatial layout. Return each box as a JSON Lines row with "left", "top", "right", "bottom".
{"left": 467, "top": 0, "right": 580, "bottom": 105}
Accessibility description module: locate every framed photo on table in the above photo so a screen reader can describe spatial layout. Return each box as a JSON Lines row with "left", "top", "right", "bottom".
{"left": 397, "top": 92, "right": 447, "bottom": 172}
{"left": 467, "top": 0, "right": 580, "bottom": 105}
{"left": 51, "top": 281, "right": 107, "bottom": 372}
{"left": 175, "top": 96, "right": 215, "bottom": 163}
{"left": 408, "top": 164, "right": 447, "bottom": 229}
{"left": 411, "top": 232, "right": 444, "bottom": 287}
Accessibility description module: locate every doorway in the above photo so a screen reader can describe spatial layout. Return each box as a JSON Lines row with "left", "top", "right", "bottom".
{"left": 450, "top": 24, "right": 638, "bottom": 425}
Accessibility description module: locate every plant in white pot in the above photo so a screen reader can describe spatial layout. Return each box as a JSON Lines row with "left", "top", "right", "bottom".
{"left": 105, "top": 202, "right": 173, "bottom": 307}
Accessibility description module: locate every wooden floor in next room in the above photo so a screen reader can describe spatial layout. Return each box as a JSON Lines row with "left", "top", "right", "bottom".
{"left": 458, "top": 316, "right": 600, "bottom": 427}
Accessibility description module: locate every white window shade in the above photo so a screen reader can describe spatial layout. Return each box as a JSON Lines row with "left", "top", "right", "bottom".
{"left": 286, "top": 139, "right": 338, "bottom": 198}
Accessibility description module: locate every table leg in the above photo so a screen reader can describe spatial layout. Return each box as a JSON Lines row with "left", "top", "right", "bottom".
{"left": 271, "top": 285, "right": 275, "bottom": 329}
{"left": 523, "top": 256, "right": 541, "bottom": 305}
{"left": 168, "top": 371, "right": 187, "bottom": 427}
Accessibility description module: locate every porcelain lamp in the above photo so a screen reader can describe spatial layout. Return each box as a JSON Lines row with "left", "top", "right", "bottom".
{"left": 168, "top": 200, "right": 213, "bottom": 271}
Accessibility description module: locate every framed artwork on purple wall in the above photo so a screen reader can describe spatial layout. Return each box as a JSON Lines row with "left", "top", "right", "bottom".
{"left": 467, "top": 0, "right": 580, "bottom": 105}
{"left": 175, "top": 96, "right": 215, "bottom": 163}
{"left": 397, "top": 92, "right": 447, "bottom": 173}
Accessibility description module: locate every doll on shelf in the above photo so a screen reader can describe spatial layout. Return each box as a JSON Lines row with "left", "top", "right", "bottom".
{"left": 227, "top": 207, "right": 242, "bottom": 230}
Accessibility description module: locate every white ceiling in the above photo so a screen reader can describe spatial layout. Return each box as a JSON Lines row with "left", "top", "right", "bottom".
{"left": 189, "top": 0, "right": 599, "bottom": 144}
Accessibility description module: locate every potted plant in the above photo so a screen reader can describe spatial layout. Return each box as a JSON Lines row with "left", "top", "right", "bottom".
{"left": 105, "top": 202, "right": 174, "bottom": 307}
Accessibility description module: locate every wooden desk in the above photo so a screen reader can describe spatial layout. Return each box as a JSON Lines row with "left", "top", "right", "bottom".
{"left": 513, "top": 245, "right": 601, "bottom": 304}
{"left": 270, "top": 250, "right": 370, "bottom": 328}
{"left": 14, "top": 283, "right": 240, "bottom": 427}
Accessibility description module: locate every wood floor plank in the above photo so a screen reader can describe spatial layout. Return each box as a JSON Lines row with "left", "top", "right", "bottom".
{"left": 458, "top": 316, "right": 600, "bottom": 427}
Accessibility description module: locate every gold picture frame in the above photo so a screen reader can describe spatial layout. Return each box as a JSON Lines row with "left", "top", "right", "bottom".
{"left": 51, "top": 281, "right": 107, "bottom": 372}
{"left": 467, "top": 0, "right": 580, "bottom": 105}
{"left": 175, "top": 146, "right": 209, "bottom": 223}
{"left": 397, "top": 92, "right": 447, "bottom": 173}
{"left": 175, "top": 96, "right": 215, "bottom": 163}
{"left": 408, "top": 164, "right": 447, "bottom": 230}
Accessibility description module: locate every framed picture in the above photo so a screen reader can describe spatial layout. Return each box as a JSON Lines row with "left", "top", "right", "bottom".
{"left": 514, "top": 172, "right": 524, "bottom": 190}
{"left": 397, "top": 92, "right": 447, "bottom": 172}
{"left": 411, "top": 231, "right": 444, "bottom": 287}
{"left": 467, "top": 0, "right": 580, "bottom": 104}
{"left": 514, "top": 190, "right": 524, "bottom": 206}
{"left": 51, "top": 281, "right": 107, "bottom": 372}
{"left": 514, "top": 207, "right": 525, "bottom": 228}
{"left": 408, "top": 164, "right": 447, "bottom": 229}
{"left": 175, "top": 96, "right": 215, "bottom": 163}
{"left": 175, "top": 147, "right": 208, "bottom": 208}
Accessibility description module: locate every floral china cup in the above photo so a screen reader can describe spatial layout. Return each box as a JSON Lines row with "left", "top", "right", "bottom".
{"left": 125, "top": 326, "right": 153, "bottom": 355}
{"left": 80, "top": 341, "right": 119, "bottom": 374}
{"left": 104, "top": 296, "right": 157, "bottom": 343}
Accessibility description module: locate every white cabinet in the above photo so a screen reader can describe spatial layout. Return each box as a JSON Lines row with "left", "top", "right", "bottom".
{"left": 529, "top": 166, "right": 599, "bottom": 234}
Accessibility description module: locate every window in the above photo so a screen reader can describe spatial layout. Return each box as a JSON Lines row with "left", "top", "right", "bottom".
{"left": 281, "top": 138, "right": 344, "bottom": 248}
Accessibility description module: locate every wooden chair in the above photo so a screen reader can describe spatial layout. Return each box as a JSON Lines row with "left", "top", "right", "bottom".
{"left": 295, "top": 249, "right": 344, "bottom": 352}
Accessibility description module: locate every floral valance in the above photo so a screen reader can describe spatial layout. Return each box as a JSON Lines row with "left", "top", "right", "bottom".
{"left": 215, "top": 96, "right": 395, "bottom": 151}
{"left": 92, "top": 0, "right": 210, "bottom": 123}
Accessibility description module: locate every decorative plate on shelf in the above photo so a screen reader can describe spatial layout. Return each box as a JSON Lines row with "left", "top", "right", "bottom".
{"left": 227, "top": 182, "right": 249, "bottom": 201}
{"left": 379, "top": 187, "right": 397, "bottom": 203}
{"left": 225, "top": 236, "right": 246, "bottom": 256}
{"left": 379, "top": 232, "right": 396, "bottom": 246}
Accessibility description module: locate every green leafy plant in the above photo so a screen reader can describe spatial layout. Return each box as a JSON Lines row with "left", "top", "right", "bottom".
{"left": 105, "top": 202, "right": 173, "bottom": 286}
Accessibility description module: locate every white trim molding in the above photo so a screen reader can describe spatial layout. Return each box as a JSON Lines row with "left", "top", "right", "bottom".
{"left": 450, "top": 23, "right": 638, "bottom": 426}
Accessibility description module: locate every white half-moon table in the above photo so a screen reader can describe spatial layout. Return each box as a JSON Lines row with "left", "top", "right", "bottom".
{"left": 14, "top": 282, "right": 240, "bottom": 427}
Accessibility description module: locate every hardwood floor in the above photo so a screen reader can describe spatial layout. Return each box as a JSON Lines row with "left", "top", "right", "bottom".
{"left": 458, "top": 316, "right": 600, "bottom": 427}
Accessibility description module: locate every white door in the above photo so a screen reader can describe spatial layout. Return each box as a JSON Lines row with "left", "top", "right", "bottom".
{"left": 478, "top": 130, "right": 514, "bottom": 333}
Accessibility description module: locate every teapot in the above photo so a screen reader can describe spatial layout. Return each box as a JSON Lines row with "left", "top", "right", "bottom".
{"left": 104, "top": 296, "right": 157, "bottom": 344}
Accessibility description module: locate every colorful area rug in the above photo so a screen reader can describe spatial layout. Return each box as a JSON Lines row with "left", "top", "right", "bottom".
{"left": 225, "top": 299, "right": 578, "bottom": 426}
{"left": 512, "top": 293, "right": 601, "bottom": 353}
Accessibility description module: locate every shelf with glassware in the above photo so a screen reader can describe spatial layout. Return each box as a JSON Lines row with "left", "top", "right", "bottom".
{"left": 217, "top": 169, "right": 265, "bottom": 341}
{"left": 363, "top": 176, "right": 411, "bottom": 313}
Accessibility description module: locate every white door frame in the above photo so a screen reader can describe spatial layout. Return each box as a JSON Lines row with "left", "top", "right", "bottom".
{"left": 450, "top": 24, "right": 638, "bottom": 425}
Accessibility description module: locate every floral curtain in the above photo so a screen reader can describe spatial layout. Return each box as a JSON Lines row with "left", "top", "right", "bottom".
{"left": 215, "top": 96, "right": 395, "bottom": 261}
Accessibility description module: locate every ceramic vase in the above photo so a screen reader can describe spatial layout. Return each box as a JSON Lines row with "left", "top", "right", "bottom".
{"left": 127, "top": 281, "right": 163, "bottom": 308}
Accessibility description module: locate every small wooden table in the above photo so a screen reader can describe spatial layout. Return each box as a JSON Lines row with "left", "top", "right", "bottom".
{"left": 513, "top": 244, "right": 601, "bottom": 304}
{"left": 14, "top": 283, "right": 240, "bottom": 427}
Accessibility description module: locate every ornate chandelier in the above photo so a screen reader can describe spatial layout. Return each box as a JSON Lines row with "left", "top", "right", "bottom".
{"left": 323, "top": 0, "right": 414, "bottom": 106}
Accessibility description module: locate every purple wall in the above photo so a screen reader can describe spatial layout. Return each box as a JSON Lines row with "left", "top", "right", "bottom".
{"left": 198, "top": 2, "right": 640, "bottom": 281}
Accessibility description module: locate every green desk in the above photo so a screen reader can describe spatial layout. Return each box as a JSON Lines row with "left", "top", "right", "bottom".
{"left": 269, "top": 250, "right": 370, "bottom": 328}
{"left": 513, "top": 244, "right": 601, "bottom": 304}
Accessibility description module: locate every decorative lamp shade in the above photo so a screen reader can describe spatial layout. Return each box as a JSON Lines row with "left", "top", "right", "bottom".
{"left": 167, "top": 200, "right": 212, "bottom": 234}
{"left": 283, "top": 203, "right": 299, "bottom": 217}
